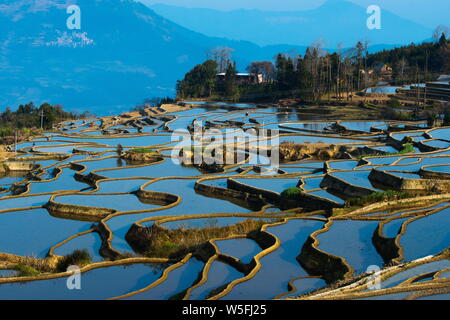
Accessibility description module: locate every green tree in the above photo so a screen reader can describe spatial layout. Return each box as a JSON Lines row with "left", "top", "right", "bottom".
{"left": 176, "top": 60, "right": 218, "bottom": 98}
{"left": 0, "top": 102, "right": 84, "bottom": 144}
{"left": 439, "top": 33, "right": 448, "bottom": 47}
{"left": 39, "top": 103, "right": 57, "bottom": 129}
{"left": 275, "top": 54, "right": 296, "bottom": 92}
{"left": 224, "top": 61, "right": 239, "bottom": 100}
{"left": 203, "top": 59, "right": 219, "bottom": 97}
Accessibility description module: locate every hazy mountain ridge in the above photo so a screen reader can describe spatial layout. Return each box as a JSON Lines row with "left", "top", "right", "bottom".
{"left": 0, "top": 0, "right": 412, "bottom": 114}
{"left": 148, "top": 0, "right": 433, "bottom": 47}
{"left": 0, "top": 0, "right": 311, "bottom": 114}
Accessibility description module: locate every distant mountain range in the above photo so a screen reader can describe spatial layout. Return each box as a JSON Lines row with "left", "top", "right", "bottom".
{"left": 147, "top": 0, "right": 433, "bottom": 48}
{"left": 0, "top": 0, "right": 310, "bottom": 114}
{"left": 0, "top": 0, "right": 431, "bottom": 115}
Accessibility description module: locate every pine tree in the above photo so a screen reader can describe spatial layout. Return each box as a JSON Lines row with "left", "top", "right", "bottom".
{"left": 224, "top": 61, "right": 239, "bottom": 100}
{"left": 439, "top": 33, "right": 447, "bottom": 47}
{"left": 176, "top": 60, "right": 218, "bottom": 98}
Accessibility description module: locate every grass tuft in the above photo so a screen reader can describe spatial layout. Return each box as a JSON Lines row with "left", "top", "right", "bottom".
{"left": 347, "top": 190, "right": 411, "bottom": 207}
{"left": 13, "top": 264, "right": 40, "bottom": 277}
{"left": 281, "top": 187, "right": 303, "bottom": 199}
{"left": 56, "top": 249, "right": 92, "bottom": 273}
{"left": 358, "top": 143, "right": 414, "bottom": 160}
{"left": 132, "top": 148, "right": 157, "bottom": 154}
{"left": 386, "top": 143, "right": 414, "bottom": 156}
{"left": 144, "top": 219, "right": 272, "bottom": 259}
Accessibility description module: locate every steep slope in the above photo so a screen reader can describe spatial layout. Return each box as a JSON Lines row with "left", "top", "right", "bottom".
{"left": 0, "top": 0, "right": 298, "bottom": 114}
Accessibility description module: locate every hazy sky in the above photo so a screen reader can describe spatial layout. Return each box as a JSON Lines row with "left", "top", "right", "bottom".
{"left": 139, "top": 0, "right": 450, "bottom": 29}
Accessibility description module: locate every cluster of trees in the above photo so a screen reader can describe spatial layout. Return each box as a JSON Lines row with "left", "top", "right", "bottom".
{"left": 176, "top": 39, "right": 375, "bottom": 102}
{"left": 177, "top": 46, "right": 245, "bottom": 100}
{"left": 176, "top": 60, "right": 218, "bottom": 99}
{"left": 176, "top": 31, "right": 450, "bottom": 103}
{"left": 368, "top": 33, "right": 450, "bottom": 84}
{"left": 0, "top": 102, "right": 88, "bottom": 142}
{"left": 175, "top": 56, "right": 242, "bottom": 101}
{"left": 246, "top": 61, "right": 275, "bottom": 82}
{"left": 256, "top": 34, "right": 449, "bottom": 102}
{"left": 222, "top": 62, "right": 240, "bottom": 100}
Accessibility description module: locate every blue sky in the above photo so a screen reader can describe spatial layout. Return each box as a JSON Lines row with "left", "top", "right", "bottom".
{"left": 139, "top": 0, "right": 450, "bottom": 29}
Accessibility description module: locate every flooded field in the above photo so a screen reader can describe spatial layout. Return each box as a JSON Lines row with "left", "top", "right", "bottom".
{"left": 1, "top": 102, "right": 449, "bottom": 300}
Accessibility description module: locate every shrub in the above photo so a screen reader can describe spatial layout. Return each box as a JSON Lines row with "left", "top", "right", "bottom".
{"left": 393, "top": 111, "right": 412, "bottom": 121}
{"left": 399, "top": 143, "right": 414, "bottom": 154}
{"left": 385, "top": 143, "right": 414, "bottom": 156}
{"left": 149, "top": 241, "right": 181, "bottom": 259}
{"left": 132, "top": 148, "right": 156, "bottom": 154}
{"left": 347, "top": 190, "right": 410, "bottom": 206}
{"left": 144, "top": 219, "right": 270, "bottom": 259}
{"left": 56, "top": 249, "right": 92, "bottom": 272}
{"left": 387, "top": 99, "right": 402, "bottom": 108}
{"left": 0, "top": 127, "right": 14, "bottom": 138}
{"left": 281, "top": 187, "right": 303, "bottom": 199}
{"left": 13, "top": 264, "right": 40, "bottom": 277}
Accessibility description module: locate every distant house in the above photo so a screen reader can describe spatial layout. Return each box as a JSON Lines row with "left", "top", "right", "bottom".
{"left": 373, "top": 63, "right": 393, "bottom": 74}
{"left": 216, "top": 73, "right": 264, "bottom": 85}
{"left": 370, "top": 63, "right": 393, "bottom": 81}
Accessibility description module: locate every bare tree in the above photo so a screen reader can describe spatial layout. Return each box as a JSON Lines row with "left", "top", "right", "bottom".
{"left": 304, "top": 38, "right": 326, "bottom": 101}
{"left": 433, "top": 25, "right": 450, "bottom": 42}
{"left": 353, "top": 41, "right": 368, "bottom": 91}
{"left": 246, "top": 61, "right": 275, "bottom": 82}
{"left": 336, "top": 43, "right": 344, "bottom": 100}
{"left": 340, "top": 48, "right": 355, "bottom": 101}
{"left": 363, "top": 39, "right": 370, "bottom": 90}
{"left": 207, "top": 46, "right": 234, "bottom": 73}
{"left": 284, "top": 49, "right": 302, "bottom": 70}
{"left": 398, "top": 57, "right": 408, "bottom": 82}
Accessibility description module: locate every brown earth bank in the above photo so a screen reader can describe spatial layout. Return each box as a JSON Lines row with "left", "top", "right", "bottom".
{"left": 277, "top": 142, "right": 356, "bottom": 161}
{"left": 120, "top": 149, "right": 163, "bottom": 163}
{"left": 113, "top": 104, "right": 190, "bottom": 122}
{"left": 125, "top": 219, "right": 269, "bottom": 261}
{"left": 0, "top": 146, "right": 15, "bottom": 161}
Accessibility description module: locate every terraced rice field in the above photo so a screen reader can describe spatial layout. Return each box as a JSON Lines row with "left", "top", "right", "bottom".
{"left": 0, "top": 102, "right": 449, "bottom": 300}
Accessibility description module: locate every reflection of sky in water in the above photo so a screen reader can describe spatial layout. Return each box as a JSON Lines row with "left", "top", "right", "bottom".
{"left": 0, "top": 208, "right": 91, "bottom": 258}
{"left": 4, "top": 104, "right": 450, "bottom": 300}
{"left": 189, "top": 261, "right": 243, "bottom": 300}
{"left": 126, "top": 257, "right": 204, "bottom": 300}
{"left": 222, "top": 219, "right": 324, "bottom": 300}
{"left": 0, "top": 263, "right": 167, "bottom": 300}
{"left": 317, "top": 220, "right": 383, "bottom": 274}
{"left": 332, "top": 170, "right": 379, "bottom": 190}
{"left": 401, "top": 206, "right": 450, "bottom": 261}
